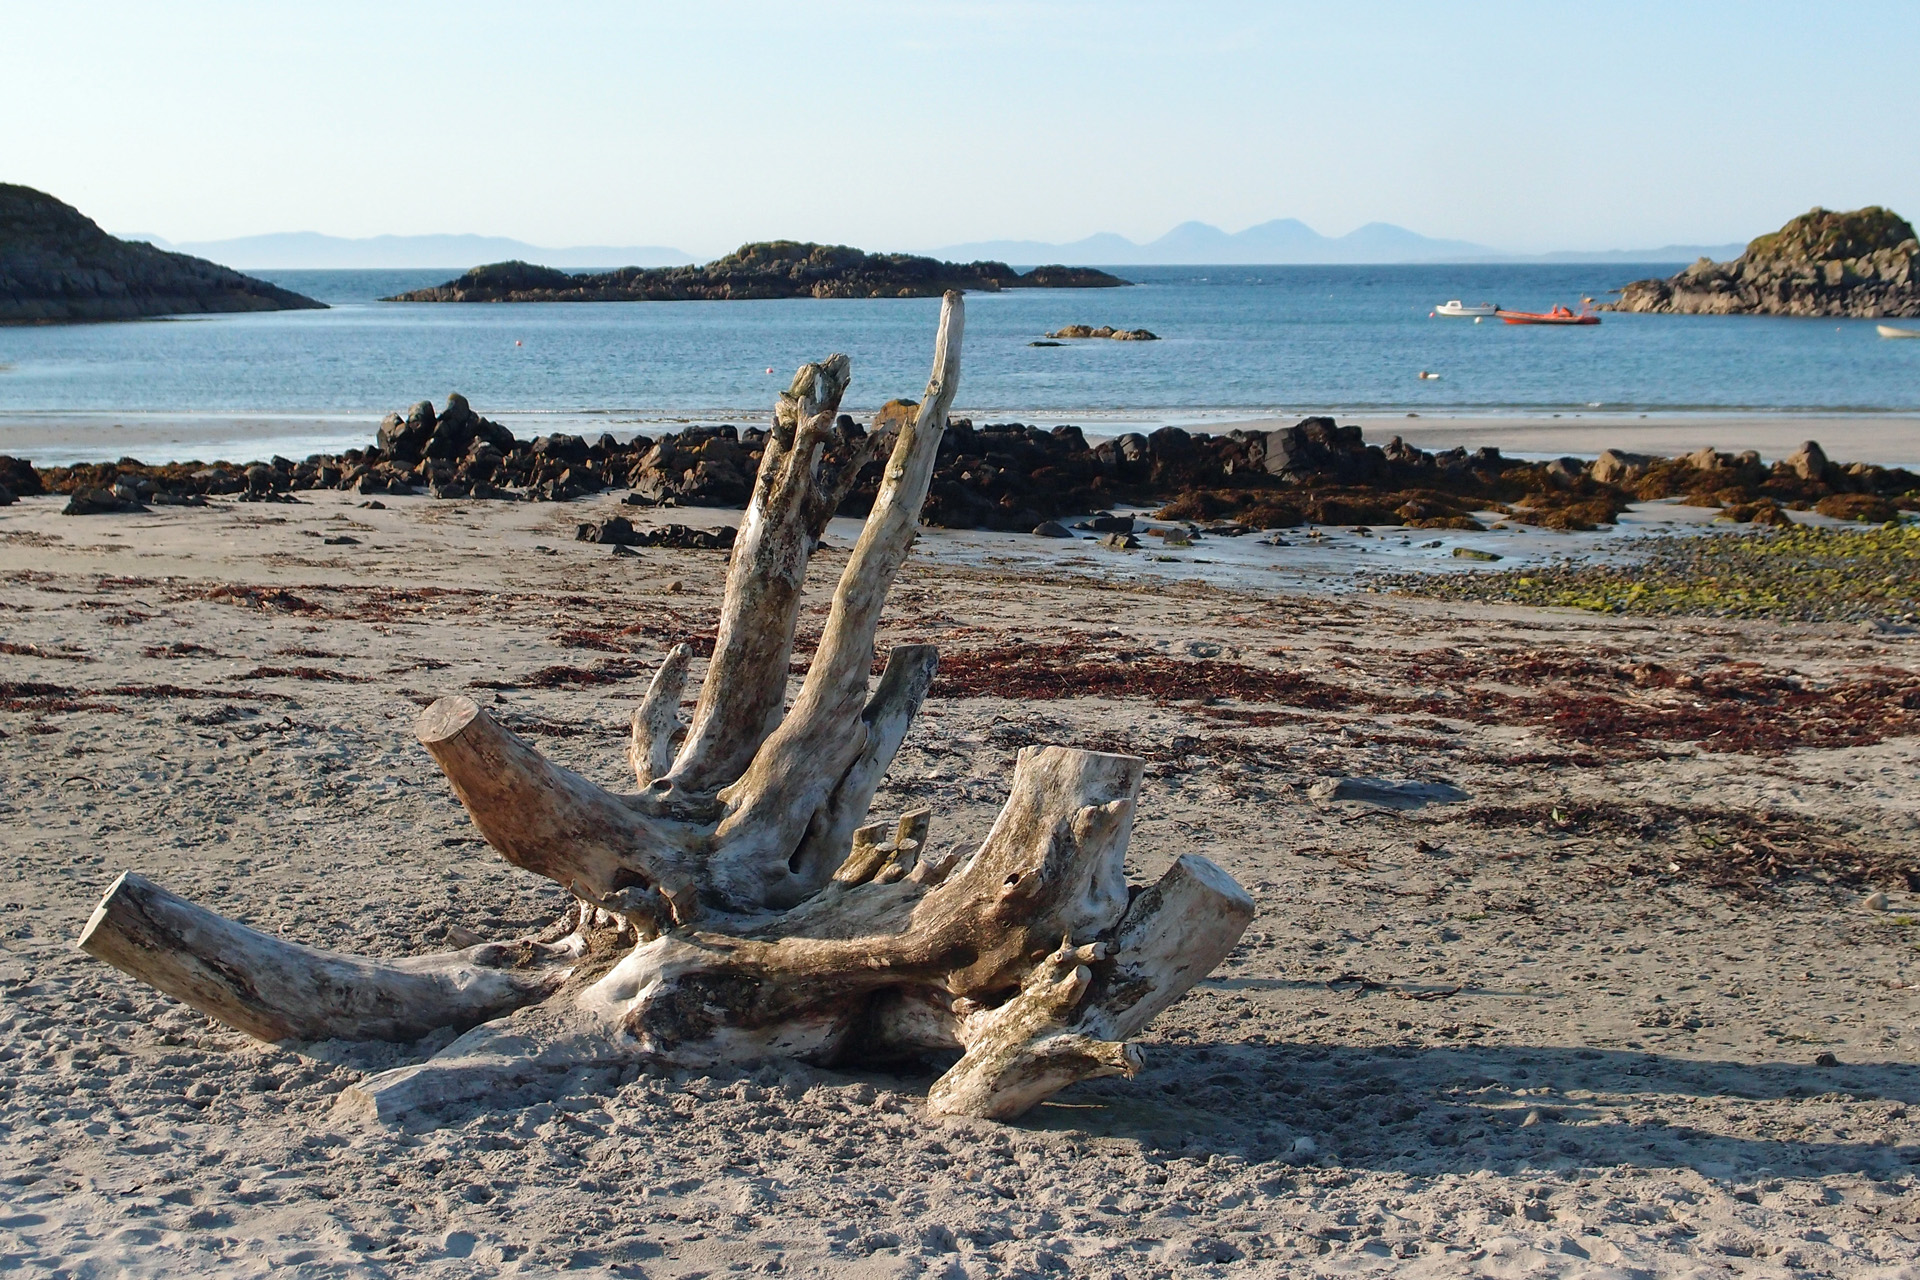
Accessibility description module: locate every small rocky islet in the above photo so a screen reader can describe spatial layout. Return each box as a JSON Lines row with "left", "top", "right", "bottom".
{"left": 1611, "top": 205, "right": 1919, "bottom": 317}
{"left": 384, "top": 242, "right": 1128, "bottom": 303}
{"left": 0, "top": 184, "right": 323, "bottom": 324}
{"left": 1042, "top": 324, "right": 1159, "bottom": 341}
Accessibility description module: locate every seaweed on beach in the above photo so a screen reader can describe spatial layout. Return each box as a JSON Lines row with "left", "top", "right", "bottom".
{"left": 205, "top": 584, "right": 322, "bottom": 614}
{"left": 1531, "top": 667, "right": 1920, "bottom": 754}
{"left": 141, "top": 642, "right": 222, "bottom": 659}
{"left": 1377, "top": 523, "right": 1920, "bottom": 623}
{"left": 0, "top": 681, "right": 95, "bottom": 713}
{"left": 470, "top": 663, "right": 646, "bottom": 691}
{"left": 103, "top": 683, "right": 293, "bottom": 703}
{"left": 1449, "top": 800, "right": 1914, "bottom": 893}
{"left": 236, "top": 665, "right": 371, "bottom": 684}
{"left": 929, "top": 644, "right": 1371, "bottom": 709}
{"left": 0, "top": 641, "right": 92, "bottom": 662}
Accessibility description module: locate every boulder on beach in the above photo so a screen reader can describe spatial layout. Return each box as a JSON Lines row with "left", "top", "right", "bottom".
{"left": 1784, "top": 439, "right": 1832, "bottom": 484}
{"left": 61, "top": 486, "right": 146, "bottom": 515}
{"left": 1588, "top": 449, "right": 1654, "bottom": 485}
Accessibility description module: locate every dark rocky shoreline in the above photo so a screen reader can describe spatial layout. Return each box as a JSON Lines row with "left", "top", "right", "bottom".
{"left": 5, "top": 396, "right": 1917, "bottom": 537}
{"left": 386, "top": 242, "right": 1127, "bottom": 303}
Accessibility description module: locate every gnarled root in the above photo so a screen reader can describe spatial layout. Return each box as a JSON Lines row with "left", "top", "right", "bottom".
{"left": 78, "top": 872, "right": 580, "bottom": 1043}
{"left": 76, "top": 292, "right": 1260, "bottom": 1130}
{"left": 928, "top": 940, "right": 1144, "bottom": 1121}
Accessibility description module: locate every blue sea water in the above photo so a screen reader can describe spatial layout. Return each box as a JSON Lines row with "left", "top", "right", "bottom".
{"left": 1, "top": 264, "right": 1916, "bottom": 464}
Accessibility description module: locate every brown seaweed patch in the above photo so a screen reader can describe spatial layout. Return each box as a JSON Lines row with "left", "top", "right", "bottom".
{"left": 930, "top": 644, "right": 1371, "bottom": 708}
{"left": 0, "top": 681, "right": 96, "bottom": 713}
{"left": 1450, "top": 801, "right": 1911, "bottom": 892}
{"left": 142, "top": 642, "right": 223, "bottom": 659}
{"left": 1531, "top": 666, "right": 1920, "bottom": 754}
{"left": 206, "top": 584, "right": 321, "bottom": 613}
{"left": 470, "top": 663, "right": 645, "bottom": 691}
{"left": 0, "top": 642, "right": 92, "bottom": 662}
{"left": 103, "top": 683, "right": 292, "bottom": 703}
{"left": 236, "top": 666, "right": 372, "bottom": 684}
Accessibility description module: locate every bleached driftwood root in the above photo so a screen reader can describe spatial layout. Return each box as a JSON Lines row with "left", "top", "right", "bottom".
{"left": 76, "top": 292, "right": 1258, "bottom": 1126}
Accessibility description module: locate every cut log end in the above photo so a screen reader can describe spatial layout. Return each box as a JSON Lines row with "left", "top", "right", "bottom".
{"left": 416, "top": 694, "right": 481, "bottom": 745}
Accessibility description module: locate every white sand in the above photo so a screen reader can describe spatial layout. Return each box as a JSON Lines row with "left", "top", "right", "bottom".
{"left": 1, "top": 489, "right": 1917, "bottom": 1277}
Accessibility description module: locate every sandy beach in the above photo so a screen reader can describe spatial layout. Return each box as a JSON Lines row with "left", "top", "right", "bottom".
{"left": 1, "top": 487, "right": 1916, "bottom": 1276}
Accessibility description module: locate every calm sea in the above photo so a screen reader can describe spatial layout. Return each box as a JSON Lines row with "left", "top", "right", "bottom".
{"left": 3, "top": 264, "right": 1916, "bottom": 464}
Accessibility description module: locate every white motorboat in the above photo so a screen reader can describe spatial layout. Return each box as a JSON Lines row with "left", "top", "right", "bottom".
{"left": 1434, "top": 300, "right": 1498, "bottom": 317}
{"left": 1877, "top": 324, "right": 1920, "bottom": 339}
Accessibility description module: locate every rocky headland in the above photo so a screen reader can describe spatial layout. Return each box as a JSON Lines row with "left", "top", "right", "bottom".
{"left": 0, "top": 184, "right": 324, "bottom": 324}
{"left": 384, "top": 242, "right": 1128, "bottom": 302}
{"left": 1611, "top": 206, "right": 1919, "bottom": 318}
{"left": 6, "top": 401, "right": 1915, "bottom": 538}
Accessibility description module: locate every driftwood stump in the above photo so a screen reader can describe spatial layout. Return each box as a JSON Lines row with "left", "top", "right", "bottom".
{"left": 77, "top": 293, "right": 1256, "bottom": 1125}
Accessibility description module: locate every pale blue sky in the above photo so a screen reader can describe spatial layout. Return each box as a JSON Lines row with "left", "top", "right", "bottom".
{"left": 7, "top": 0, "right": 1916, "bottom": 256}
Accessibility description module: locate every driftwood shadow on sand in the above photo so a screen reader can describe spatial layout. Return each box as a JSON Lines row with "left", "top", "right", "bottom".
{"left": 1024, "top": 1040, "right": 1919, "bottom": 1182}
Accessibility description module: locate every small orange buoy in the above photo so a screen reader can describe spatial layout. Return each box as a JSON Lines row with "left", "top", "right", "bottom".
{"left": 515, "top": 340, "right": 523, "bottom": 347}
{"left": 766, "top": 367, "right": 774, "bottom": 374}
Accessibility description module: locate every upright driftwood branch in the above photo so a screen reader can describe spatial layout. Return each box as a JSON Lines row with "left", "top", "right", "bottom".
{"left": 707, "top": 296, "right": 964, "bottom": 909}
{"left": 77, "top": 291, "right": 1259, "bottom": 1130}
{"left": 630, "top": 643, "right": 692, "bottom": 788}
{"left": 668, "top": 357, "right": 851, "bottom": 792}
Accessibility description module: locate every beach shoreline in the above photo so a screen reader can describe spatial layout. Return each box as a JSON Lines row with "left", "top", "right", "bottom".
{"left": 7, "top": 408, "right": 1920, "bottom": 469}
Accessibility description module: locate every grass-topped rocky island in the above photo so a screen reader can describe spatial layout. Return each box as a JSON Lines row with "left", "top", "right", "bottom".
{"left": 384, "top": 241, "right": 1128, "bottom": 302}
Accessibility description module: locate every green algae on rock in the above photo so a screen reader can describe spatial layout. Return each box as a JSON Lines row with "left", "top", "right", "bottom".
{"left": 1380, "top": 523, "right": 1920, "bottom": 624}
{"left": 1611, "top": 206, "right": 1919, "bottom": 318}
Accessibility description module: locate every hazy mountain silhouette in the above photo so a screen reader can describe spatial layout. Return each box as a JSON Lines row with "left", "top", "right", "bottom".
{"left": 119, "top": 231, "right": 694, "bottom": 271}
{"left": 934, "top": 220, "right": 1744, "bottom": 265}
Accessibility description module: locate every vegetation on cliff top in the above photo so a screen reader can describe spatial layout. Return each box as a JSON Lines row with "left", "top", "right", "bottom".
{"left": 1611, "top": 205, "right": 1919, "bottom": 318}
{"left": 1743, "top": 205, "right": 1915, "bottom": 265}
{"left": 0, "top": 184, "right": 324, "bottom": 324}
{"left": 385, "top": 241, "right": 1129, "bottom": 302}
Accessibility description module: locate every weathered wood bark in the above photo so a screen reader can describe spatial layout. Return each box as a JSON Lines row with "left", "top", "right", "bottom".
{"left": 76, "top": 292, "right": 1258, "bottom": 1127}
{"left": 79, "top": 872, "right": 580, "bottom": 1042}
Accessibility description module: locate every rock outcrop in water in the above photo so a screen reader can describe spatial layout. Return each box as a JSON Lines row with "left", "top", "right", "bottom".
{"left": 0, "top": 184, "right": 325, "bottom": 324}
{"left": 1044, "top": 325, "right": 1159, "bottom": 341}
{"left": 1611, "top": 206, "right": 1920, "bottom": 318}
{"left": 384, "top": 242, "right": 1128, "bottom": 302}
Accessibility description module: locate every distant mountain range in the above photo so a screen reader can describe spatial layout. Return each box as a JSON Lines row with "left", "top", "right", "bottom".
{"left": 112, "top": 221, "right": 1750, "bottom": 270}
{"left": 933, "top": 220, "right": 1746, "bottom": 266}
{"left": 118, "top": 231, "right": 695, "bottom": 270}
